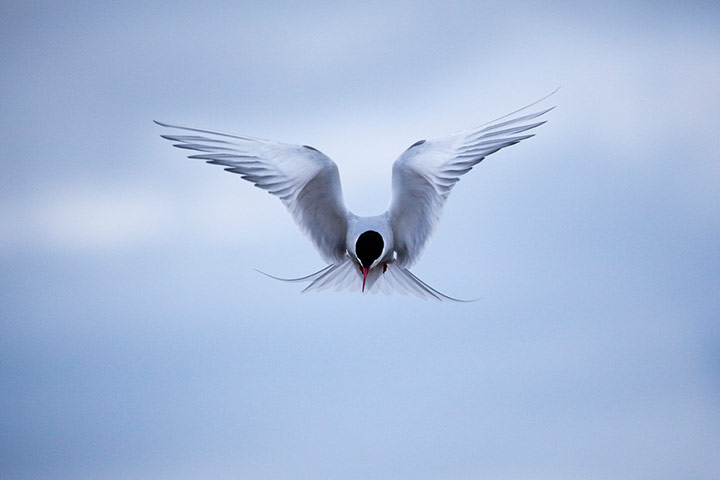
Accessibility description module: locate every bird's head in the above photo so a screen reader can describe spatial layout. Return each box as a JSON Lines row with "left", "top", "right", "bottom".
{"left": 354, "top": 230, "right": 384, "bottom": 292}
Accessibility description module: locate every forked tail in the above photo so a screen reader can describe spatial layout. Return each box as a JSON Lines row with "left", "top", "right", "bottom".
{"left": 256, "top": 256, "right": 474, "bottom": 302}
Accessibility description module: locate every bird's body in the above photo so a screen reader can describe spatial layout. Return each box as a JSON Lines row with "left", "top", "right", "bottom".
{"left": 157, "top": 91, "right": 555, "bottom": 301}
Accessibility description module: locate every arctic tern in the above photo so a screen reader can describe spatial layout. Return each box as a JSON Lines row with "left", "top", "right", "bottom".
{"left": 156, "top": 92, "right": 554, "bottom": 301}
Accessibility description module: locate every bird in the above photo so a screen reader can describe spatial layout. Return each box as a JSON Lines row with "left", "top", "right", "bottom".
{"left": 156, "top": 91, "right": 555, "bottom": 301}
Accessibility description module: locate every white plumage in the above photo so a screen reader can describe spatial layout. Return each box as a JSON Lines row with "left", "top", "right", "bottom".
{"left": 156, "top": 91, "right": 555, "bottom": 301}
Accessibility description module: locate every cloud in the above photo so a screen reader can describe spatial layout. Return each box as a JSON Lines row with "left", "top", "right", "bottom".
{"left": 0, "top": 181, "right": 288, "bottom": 254}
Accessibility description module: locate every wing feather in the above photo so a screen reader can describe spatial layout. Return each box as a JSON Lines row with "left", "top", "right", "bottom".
{"left": 388, "top": 92, "right": 556, "bottom": 267}
{"left": 156, "top": 121, "right": 348, "bottom": 263}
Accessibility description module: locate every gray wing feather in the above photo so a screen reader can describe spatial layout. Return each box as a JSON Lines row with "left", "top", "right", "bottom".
{"left": 388, "top": 92, "right": 555, "bottom": 267}
{"left": 156, "top": 121, "right": 348, "bottom": 263}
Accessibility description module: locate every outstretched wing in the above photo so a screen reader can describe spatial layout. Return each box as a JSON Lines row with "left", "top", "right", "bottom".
{"left": 388, "top": 92, "right": 555, "bottom": 267}
{"left": 156, "top": 121, "right": 348, "bottom": 263}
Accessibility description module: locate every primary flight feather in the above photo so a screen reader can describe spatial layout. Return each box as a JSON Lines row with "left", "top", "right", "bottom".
{"left": 156, "top": 91, "right": 555, "bottom": 301}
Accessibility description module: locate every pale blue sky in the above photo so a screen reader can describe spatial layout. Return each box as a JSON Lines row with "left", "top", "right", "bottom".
{"left": 2, "top": 1, "right": 719, "bottom": 479}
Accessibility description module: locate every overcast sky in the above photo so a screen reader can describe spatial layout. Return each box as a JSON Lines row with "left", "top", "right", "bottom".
{"left": 2, "top": 1, "right": 719, "bottom": 479}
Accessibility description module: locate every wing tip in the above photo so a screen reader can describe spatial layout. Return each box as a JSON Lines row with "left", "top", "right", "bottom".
{"left": 472, "top": 88, "right": 559, "bottom": 131}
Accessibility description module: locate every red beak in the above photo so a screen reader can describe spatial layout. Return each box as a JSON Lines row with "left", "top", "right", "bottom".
{"left": 362, "top": 267, "right": 368, "bottom": 292}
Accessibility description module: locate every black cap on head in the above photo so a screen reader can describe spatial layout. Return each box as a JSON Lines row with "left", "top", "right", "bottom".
{"left": 355, "top": 231, "right": 384, "bottom": 269}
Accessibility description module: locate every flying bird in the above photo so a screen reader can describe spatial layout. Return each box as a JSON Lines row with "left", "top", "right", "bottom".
{"left": 156, "top": 92, "right": 555, "bottom": 301}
